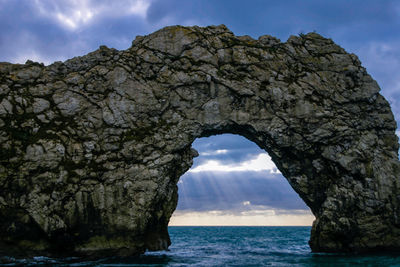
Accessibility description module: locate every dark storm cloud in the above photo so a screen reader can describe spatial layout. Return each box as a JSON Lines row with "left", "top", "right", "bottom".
{"left": 176, "top": 171, "right": 308, "bottom": 212}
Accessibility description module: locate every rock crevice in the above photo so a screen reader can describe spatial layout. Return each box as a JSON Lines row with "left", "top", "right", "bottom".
{"left": 0, "top": 25, "right": 399, "bottom": 257}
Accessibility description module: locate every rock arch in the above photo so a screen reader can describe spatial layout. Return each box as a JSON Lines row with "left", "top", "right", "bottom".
{"left": 0, "top": 25, "right": 399, "bottom": 257}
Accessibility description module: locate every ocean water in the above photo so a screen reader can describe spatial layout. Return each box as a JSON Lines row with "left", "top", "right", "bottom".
{"left": 1, "top": 226, "right": 399, "bottom": 266}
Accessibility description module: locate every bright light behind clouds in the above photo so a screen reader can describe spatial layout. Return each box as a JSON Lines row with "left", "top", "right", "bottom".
{"left": 33, "top": 0, "right": 151, "bottom": 30}
{"left": 189, "top": 153, "right": 281, "bottom": 174}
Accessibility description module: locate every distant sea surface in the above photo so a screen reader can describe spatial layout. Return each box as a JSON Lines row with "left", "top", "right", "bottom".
{"left": 1, "top": 226, "right": 400, "bottom": 266}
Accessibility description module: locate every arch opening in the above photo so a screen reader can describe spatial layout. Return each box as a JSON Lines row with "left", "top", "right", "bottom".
{"left": 169, "top": 134, "right": 315, "bottom": 227}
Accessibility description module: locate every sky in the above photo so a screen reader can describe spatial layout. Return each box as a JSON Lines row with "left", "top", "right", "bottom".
{"left": 1, "top": 0, "right": 399, "bottom": 226}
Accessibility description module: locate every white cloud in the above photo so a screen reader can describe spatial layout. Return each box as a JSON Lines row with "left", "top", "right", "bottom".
{"left": 33, "top": 0, "right": 151, "bottom": 30}
{"left": 127, "top": 0, "right": 150, "bottom": 17}
{"left": 201, "top": 149, "right": 228, "bottom": 156}
{"left": 189, "top": 153, "right": 281, "bottom": 174}
{"left": 34, "top": 0, "right": 94, "bottom": 30}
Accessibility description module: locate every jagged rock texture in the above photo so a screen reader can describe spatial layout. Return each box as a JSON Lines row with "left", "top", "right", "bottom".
{"left": 0, "top": 25, "right": 399, "bottom": 257}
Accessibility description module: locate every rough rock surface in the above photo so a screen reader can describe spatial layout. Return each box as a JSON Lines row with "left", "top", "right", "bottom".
{"left": 0, "top": 25, "right": 399, "bottom": 257}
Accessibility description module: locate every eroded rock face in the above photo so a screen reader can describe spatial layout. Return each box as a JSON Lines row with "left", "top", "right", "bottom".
{"left": 0, "top": 25, "right": 399, "bottom": 257}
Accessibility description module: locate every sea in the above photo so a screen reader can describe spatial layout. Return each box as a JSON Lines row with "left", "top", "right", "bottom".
{"left": 1, "top": 226, "right": 399, "bottom": 266}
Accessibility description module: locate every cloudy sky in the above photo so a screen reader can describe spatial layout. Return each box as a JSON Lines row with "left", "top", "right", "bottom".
{"left": 1, "top": 0, "right": 399, "bottom": 225}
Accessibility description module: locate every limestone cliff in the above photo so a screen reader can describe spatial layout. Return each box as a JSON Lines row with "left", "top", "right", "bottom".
{"left": 0, "top": 25, "right": 399, "bottom": 257}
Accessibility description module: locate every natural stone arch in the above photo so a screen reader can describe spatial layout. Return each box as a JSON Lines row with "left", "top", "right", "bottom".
{"left": 0, "top": 25, "right": 399, "bottom": 257}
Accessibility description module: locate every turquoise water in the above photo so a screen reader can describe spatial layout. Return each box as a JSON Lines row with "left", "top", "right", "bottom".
{"left": 1, "top": 226, "right": 400, "bottom": 266}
